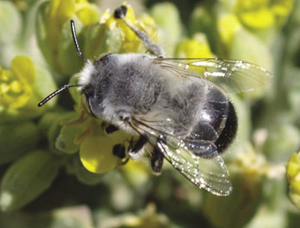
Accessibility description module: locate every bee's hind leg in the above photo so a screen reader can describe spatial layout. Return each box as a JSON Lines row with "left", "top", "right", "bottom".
{"left": 113, "top": 144, "right": 129, "bottom": 165}
{"left": 128, "top": 135, "right": 148, "bottom": 155}
{"left": 128, "top": 135, "right": 163, "bottom": 174}
{"left": 114, "top": 5, "right": 164, "bottom": 58}
{"left": 151, "top": 147, "right": 164, "bottom": 175}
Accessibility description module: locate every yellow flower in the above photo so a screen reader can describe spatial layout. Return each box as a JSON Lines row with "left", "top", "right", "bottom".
{"left": 235, "top": 0, "right": 293, "bottom": 29}
{"left": 286, "top": 152, "right": 300, "bottom": 209}
{"left": 0, "top": 56, "right": 56, "bottom": 121}
{"left": 0, "top": 63, "right": 32, "bottom": 110}
{"left": 56, "top": 106, "right": 132, "bottom": 174}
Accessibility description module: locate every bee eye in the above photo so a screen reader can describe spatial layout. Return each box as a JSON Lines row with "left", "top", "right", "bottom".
{"left": 80, "top": 95, "right": 94, "bottom": 116}
{"left": 80, "top": 85, "right": 97, "bottom": 117}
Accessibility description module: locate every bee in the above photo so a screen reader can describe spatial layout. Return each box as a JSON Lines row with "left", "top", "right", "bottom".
{"left": 38, "top": 6, "right": 272, "bottom": 196}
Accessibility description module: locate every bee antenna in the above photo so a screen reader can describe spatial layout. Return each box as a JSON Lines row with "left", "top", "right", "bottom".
{"left": 70, "top": 20, "right": 87, "bottom": 63}
{"left": 38, "top": 84, "right": 81, "bottom": 107}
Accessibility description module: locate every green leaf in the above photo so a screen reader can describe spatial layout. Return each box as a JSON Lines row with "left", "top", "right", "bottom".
{"left": 0, "top": 151, "right": 60, "bottom": 211}
{"left": 0, "top": 121, "right": 39, "bottom": 164}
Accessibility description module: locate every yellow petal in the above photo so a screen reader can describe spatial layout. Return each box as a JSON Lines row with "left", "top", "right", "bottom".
{"left": 175, "top": 34, "right": 214, "bottom": 59}
{"left": 238, "top": 9, "right": 274, "bottom": 29}
{"left": 47, "top": 0, "right": 75, "bottom": 51}
{"left": 11, "top": 56, "right": 35, "bottom": 85}
{"left": 2, "top": 87, "right": 31, "bottom": 109}
{"left": 218, "top": 14, "right": 242, "bottom": 46}
{"left": 80, "top": 135, "right": 117, "bottom": 174}
{"left": 75, "top": 4, "right": 100, "bottom": 26}
{"left": 50, "top": 0, "right": 75, "bottom": 23}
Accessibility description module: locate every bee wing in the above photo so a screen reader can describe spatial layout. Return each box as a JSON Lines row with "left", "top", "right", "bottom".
{"left": 131, "top": 119, "right": 232, "bottom": 196}
{"left": 158, "top": 135, "right": 232, "bottom": 196}
{"left": 154, "top": 58, "right": 272, "bottom": 94}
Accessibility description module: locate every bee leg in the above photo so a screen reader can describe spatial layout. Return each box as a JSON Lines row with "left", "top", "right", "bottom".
{"left": 114, "top": 6, "right": 164, "bottom": 57}
{"left": 128, "top": 135, "right": 148, "bottom": 154}
{"left": 151, "top": 148, "right": 164, "bottom": 175}
{"left": 113, "top": 144, "right": 129, "bottom": 165}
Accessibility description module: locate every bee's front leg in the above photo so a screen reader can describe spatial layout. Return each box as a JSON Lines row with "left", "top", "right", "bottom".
{"left": 114, "top": 5, "right": 164, "bottom": 58}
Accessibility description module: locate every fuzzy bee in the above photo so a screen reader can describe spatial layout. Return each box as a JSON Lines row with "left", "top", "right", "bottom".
{"left": 39, "top": 6, "right": 272, "bottom": 196}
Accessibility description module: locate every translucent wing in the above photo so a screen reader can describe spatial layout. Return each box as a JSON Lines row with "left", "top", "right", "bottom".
{"left": 131, "top": 118, "right": 233, "bottom": 196}
{"left": 154, "top": 58, "right": 272, "bottom": 94}
{"left": 157, "top": 136, "right": 232, "bottom": 196}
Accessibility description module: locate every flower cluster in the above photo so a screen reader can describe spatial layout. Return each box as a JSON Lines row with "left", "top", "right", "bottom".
{"left": 0, "top": 56, "right": 56, "bottom": 121}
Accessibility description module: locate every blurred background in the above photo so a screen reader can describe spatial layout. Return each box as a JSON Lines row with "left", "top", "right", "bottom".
{"left": 1, "top": 0, "right": 300, "bottom": 227}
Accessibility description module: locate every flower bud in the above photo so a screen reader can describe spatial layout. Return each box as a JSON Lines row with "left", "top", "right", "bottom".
{"left": 55, "top": 123, "right": 81, "bottom": 154}
{"left": 38, "top": 111, "right": 79, "bottom": 154}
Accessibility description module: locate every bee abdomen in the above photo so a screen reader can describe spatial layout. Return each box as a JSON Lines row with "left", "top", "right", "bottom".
{"left": 215, "top": 101, "right": 238, "bottom": 153}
